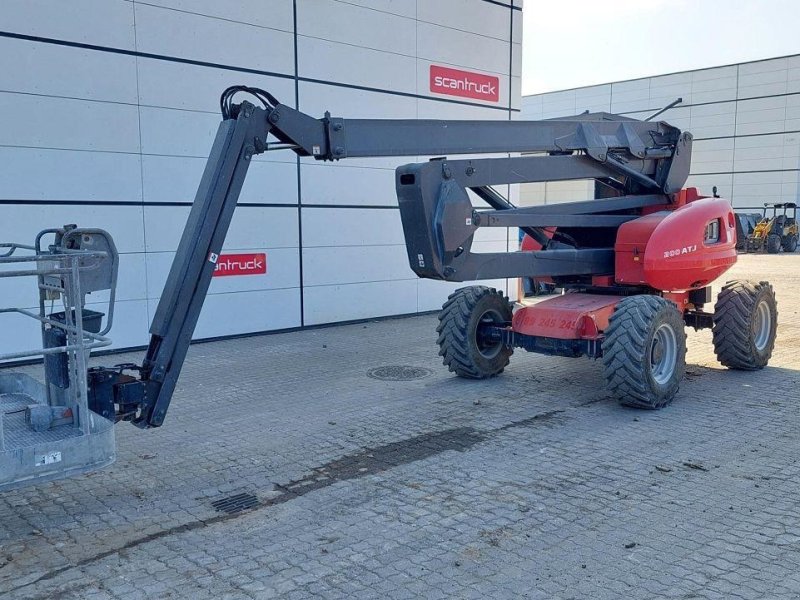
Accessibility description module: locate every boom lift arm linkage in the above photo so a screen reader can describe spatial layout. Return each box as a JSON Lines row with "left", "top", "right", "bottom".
{"left": 89, "top": 86, "right": 692, "bottom": 428}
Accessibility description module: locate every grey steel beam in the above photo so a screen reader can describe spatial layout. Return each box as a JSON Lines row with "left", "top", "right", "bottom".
{"left": 473, "top": 213, "right": 636, "bottom": 228}
{"left": 265, "top": 102, "right": 689, "bottom": 194}
{"left": 323, "top": 116, "right": 678, "bottom": 160}
{"left": 138, "top": 104, "right": 268, "bottom": 428}
{"left": 501, "top": 194, "right": 668, "bottom": 215}
{"left": 450, "top": 154, "right": 644, "bottom": 187}
{"left": 469, "top": 186, "right": 551, "bottom": 249}
{"left": 442, "top": 248, "right": 615, "bottom": 282}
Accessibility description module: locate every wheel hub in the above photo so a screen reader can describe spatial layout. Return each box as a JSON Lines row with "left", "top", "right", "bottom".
{"left": 649, "top": 323, "right": 678, "bottom": 385}
{"left": 476, "top": 309, "right": 505, "bottom": 359}
{"left": 651, "top": 340, "right": 664, "bottom": 364}
{"left": 753, "top": 299, "right": 772, "bottom": 352}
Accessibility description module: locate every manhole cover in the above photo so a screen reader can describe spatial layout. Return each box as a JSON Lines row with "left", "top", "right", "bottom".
{"left": 211, "top": 492, "right": 260, "bottom": 514}
{"left": 367, "top": 365, "right": 433, "bottom": 381}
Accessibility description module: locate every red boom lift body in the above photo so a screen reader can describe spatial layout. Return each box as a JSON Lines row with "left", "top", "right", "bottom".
{"left": 515, "top": 189, "right": 739, "bottom": 347}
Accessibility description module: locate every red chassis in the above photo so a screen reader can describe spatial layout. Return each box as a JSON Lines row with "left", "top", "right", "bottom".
{"left": 453, "top": 186, "right": 775, "bottom": 410}
{"left": 498, "top": 188, "right": 737, "bottom": 354}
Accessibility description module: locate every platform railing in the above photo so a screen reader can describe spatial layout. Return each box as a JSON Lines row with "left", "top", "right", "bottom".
{"left": 0, "top": 243, "right": 114, "bottom": 437}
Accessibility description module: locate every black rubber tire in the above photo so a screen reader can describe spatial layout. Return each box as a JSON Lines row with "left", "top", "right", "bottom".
{"left": 436, "top": 286, "right": 513, "bottom": 379}
{"left": 713, "top": 280, "right": 777, "bottom": 370}
{"left": 782, "top": 235, "right": 798, "bottom": 253}
{"left": 602, "top": 295, "right": 686, "bottom": 409}
{"left": 767, "top": 234, "right": 782, "bottom": 254}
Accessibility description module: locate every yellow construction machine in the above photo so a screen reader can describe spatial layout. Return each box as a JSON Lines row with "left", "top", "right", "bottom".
{"left": 744, "top": 202, "right": 798, "bottom": 253}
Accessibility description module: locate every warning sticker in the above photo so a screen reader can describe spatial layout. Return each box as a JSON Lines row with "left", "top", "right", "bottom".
{"left": 36, "top": 451, "right": 62, "bottom": 467}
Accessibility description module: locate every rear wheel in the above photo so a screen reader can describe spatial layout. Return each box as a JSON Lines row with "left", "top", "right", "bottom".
{"left": 767, "top": 234, "right": 782, "bottom": 254}
{"left": 436, "top": 286, "right": 513, "bottom": 379}
{"left": 782, "top": 235, "right": 798, "bottom": 253}
{"left": 602, "top": 295, "right": 686, "bottom": 409}
{"left": 713, "top": 280, "right": 777, "bottom": 370}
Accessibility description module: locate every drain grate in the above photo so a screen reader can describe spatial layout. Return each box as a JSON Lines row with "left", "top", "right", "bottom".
{"left": 367, "top": 365, "right": 433, "bottom": 381}
{"left": 211, "top": 492, "right": 260, "bottom": 514}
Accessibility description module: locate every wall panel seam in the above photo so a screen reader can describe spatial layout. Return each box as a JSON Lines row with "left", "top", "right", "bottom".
{"left": 0, "top": 30, "right": 518, "bottom": 113}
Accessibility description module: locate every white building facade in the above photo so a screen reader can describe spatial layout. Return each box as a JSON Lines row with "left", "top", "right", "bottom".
{"left": 521, "top": 55, "right": 800, "bottom": 210}
{"left": 0, "top": 0, "right": 522, "bottom": 354}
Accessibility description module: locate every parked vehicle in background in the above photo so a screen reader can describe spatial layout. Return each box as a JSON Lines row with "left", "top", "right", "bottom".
{"left": 741, "top": 202, "right": 798, "bottom": 253}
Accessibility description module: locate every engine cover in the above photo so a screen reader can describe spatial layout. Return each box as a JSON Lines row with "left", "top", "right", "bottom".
{"left": 615, "top": 197, "right": 737, "bottom": 291}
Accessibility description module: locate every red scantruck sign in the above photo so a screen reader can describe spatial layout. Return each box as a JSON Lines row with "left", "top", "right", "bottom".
{"left": 429, "top": 65, "right": 500, "bottom": 103}
{"left": 212, "top": 253, "right": 267, "bottom": 277}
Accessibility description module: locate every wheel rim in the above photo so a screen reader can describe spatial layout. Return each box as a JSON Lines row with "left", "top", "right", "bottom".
{"left": 753, "top": 300, "right": 772, "bottom": 352}
{"left": 649, "top": 323, "right": 677, "bottom": 385}
{"left": 475, "top": 309, "right": 504, "bottom": 359}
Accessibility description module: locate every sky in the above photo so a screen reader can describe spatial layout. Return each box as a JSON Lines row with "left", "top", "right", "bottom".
{"left": 522, "top": 0, "right": 800, "bottom": 96}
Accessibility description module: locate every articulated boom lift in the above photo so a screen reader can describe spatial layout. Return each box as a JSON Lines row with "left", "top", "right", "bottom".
{"left": 0, "top": 86, "right": 777, "bottom": 490}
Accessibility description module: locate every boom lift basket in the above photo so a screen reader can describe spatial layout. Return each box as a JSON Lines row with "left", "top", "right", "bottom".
{"left": 0, "top": 227, "right": 118, "bottom": 491}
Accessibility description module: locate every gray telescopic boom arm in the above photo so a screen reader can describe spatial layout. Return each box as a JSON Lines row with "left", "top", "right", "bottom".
{"left": 265, "top": 99, "right": 689, "bottom": 192}
{"left": 89, "top": 87, "right": 692, "bottom": 429}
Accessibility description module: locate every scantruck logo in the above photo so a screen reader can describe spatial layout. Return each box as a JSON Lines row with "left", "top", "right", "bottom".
{"left": 430, "top": 65, "right": 499, "bottom": 102}
{"left": 212, "top": 253, "right": 267, "bottom": 277}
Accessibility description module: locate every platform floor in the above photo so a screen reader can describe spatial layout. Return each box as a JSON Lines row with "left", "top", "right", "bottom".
{"left": 1, "top": 253, "right": 799, "bottom": 600}
{"left": 0, "top": 391, "right": 83, "bottom": 450}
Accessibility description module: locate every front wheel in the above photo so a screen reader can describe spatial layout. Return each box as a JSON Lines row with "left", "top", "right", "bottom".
{"left": 436, "top": 286, "right": 513, "bottom": 379}
{"left": 602, "top": 296, "right": 687, "bottom": 409}
{"left": 767, "top": 234, "right": 782, "bottom": 254}
{"left": 782, "top": 235, "right": 798, "bottom": 253}
{"left": 713, "top": 281, "right": 777, "bottom": 370}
